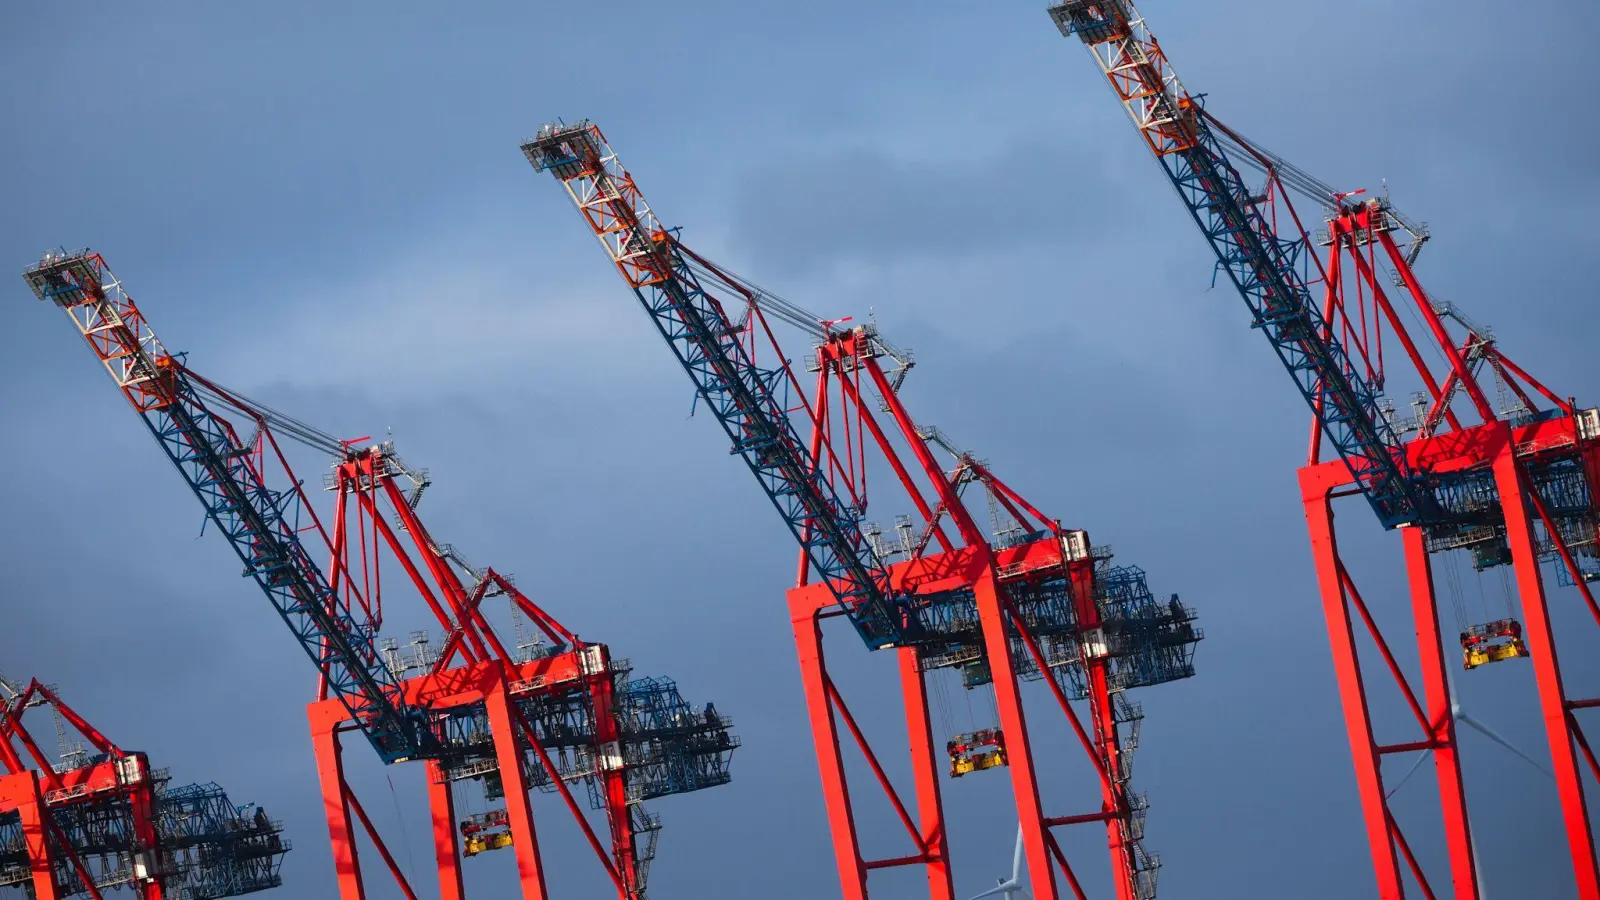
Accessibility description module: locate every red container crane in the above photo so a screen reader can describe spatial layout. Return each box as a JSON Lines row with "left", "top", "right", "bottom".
{"left": 24, "top": 250, "right": 737, "bottom": 900}
{"left": 1048, "top": 2, "right": 1600, "bottom": 896}
{"left": 524, "top": 122, "right": 1201, "bottom": 900}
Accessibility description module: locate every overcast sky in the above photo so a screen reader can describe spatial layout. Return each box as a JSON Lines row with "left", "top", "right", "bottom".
{"left": 3, "top": 1, "right": 1598, "bottom": 898}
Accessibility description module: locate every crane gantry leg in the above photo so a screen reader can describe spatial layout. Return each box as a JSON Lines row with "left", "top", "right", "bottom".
{"left": 1068, "top": 553, "right": 1137, "bottom": 900}
{"left": 309, "top": 706, "right": 368, "bottom": 900}
{"left": 485, "top": 679, "right": 550, "bottom": 900}
{"left": 427, "top": 760, "right": 465, "bottom": 900}
{"left": 1303, "top": 481, "right": 1412, "bottom": 899}
{"left": 0, "top": 772, "right": 61, "bottom": 900}
{"left": 789, "top": 586, "right": 956, "bottom": 900}
{"left": 128, "top": 768, "right": 168, "bottom": 900}
{"left": 588, "top": 664, "right": 641, "bottom": 899}
{"left": 898, "top": 645, "right": 955, "bottom": 900}
{"left": 1494, "top": 444, "right": 1600, "bottom": 899}
{"left": 974, "top": 570, "right": 1058, "bottom": 900}
{"left": 1401, "top": 526, "right": 1480, "bottom": 899}
{"left": 792, "top": 601, "right": 870, "bottom": 900}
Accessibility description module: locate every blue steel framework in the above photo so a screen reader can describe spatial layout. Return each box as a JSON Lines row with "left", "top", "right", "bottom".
{"left": 1047, "top": 1, "right": 1425, "bottom": 530}
{"left": 24, "top": 250, "right": 736, "bottom": 900}
{"left": 522, "top": 137, "right": 905, "bottom": 650}
{"left": 1049, "top": 2, "right": 1600, "bottom": 897}
{"left": 525, "top": 121, "right": 1200, "bottom": 900}
{"left": 23, "top": 252, "right": 426, "bottom": 765}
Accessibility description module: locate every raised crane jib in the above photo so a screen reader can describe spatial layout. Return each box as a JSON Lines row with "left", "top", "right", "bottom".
{"left": 22, "top": 249, "right": 434, "bottom": 763}
{"left": 1049, "top": 0, "right": 1440, "bottom": 528}
{"left": 522, "top": 122, "right": 914, "bottom": 649}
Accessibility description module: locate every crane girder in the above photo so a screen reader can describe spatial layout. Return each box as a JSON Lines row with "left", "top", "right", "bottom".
{"left": 1049, "top": 0, "right": 1438, "bottom": 528}
{"left": 524, "top": 123, "right": 913, "bottom": 648}
{"left": 23, "top": 249, "right": 434, "bottom": 763}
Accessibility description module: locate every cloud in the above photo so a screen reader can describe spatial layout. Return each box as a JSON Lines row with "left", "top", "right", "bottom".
{"left": 203, "top": 227, "right": 655, "bottom": 397}
{"left": 723, "top": 130, "right": 1132, "bottom": 280}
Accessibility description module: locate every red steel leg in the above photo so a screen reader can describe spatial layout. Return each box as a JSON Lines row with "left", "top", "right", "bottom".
{"left": 427, "top": 760, "right": 464, "bottom": 900}
{"left": 485, "top": 679, "right": 550, "bottom": 900}
{"left": 308, "top": 706, "right": 367, "bottom": 900}
{"left": 789, "top": 591, "right": 868, "bottom": 900}
{"left": 589, "top": 649, "right": 640, "bottom": 900}
{"left": 1401, "top": 526, "right": 1480, "bottom": 899}
{"left": 898, "top": 645, "right": 955, "bottom": 900}
{"left": 1071, "top": 560, "right": 1135, "bottom": 900}
{"left": 128, "top": 760, "right": 167, "bottom": 900}
{"left": 1493, "top": 447, "right": 1600, "bottom": 898}
{"left": 1088, "top": 666, "right": 1134, "bottom": 900}
{"left": 0, "top": 773, "right": 60, "bottom": 900}
{"left": 973, "top": 568, "right": 1057, "bottom": 900}
{"left": 1301, "top": 483, "right": 1404, "bottom": 898}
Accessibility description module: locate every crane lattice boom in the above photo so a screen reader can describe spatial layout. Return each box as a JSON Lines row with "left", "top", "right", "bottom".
{"left": 523, "top": 123, "right": 910, "bottom": 649}
{"left": 1049, "top": 0, "right": 1433, "bottom": 527}
{"left": 23, "top": 249, "right": 432, "bottom": 763}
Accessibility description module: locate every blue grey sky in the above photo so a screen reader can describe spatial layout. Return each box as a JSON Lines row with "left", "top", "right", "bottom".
{"left": 3, "top": 1, "right": 1598, "bottom": 897}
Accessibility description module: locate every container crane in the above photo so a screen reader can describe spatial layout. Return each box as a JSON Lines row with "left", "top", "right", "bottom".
{"left": 0, "top": 675, "right": 288, "bottom": 900}
{"left": 304, "top": 438, "right": 737, "bottom": 900}
{"left": 23, "top": 249, "right": 428, "bottom": 767}
{"left": 23, "top": 250, "right": 737, "bottom": 900}
{"left": 1048, "top": 2, "right": 1600, "bottom": 897}
{"left": 524, "top": 121, "right": 1201, "bottom": 900}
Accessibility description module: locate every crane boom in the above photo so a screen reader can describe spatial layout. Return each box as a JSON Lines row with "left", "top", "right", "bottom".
{"left": 522, "top": 122, "right": 910, "bottom": 648}
{"left": 23, "top": 250, "right": 432, "bottom": 763}
{"left": 1049, "top": 0, "right": 1436, "bottom": 528}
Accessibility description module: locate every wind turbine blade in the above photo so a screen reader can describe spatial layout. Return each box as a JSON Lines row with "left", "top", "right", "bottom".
{"left": 1445, "top": 665, "right": 1551, "bottom": 777}
{"left": 1444, "top": 661, "right": 1551, "bottom": 776}
{"left": 1469, "top": 817, "right": 1488, "bottom": 898}
{"left": 1456, "top": 709, "right": 1553, "bottom": 778}
{"left": 964, "top": 826, "right": 1027, "bottom": 900}
{"left": 1385, "top": 748, "right": 1433, "bottom": 800}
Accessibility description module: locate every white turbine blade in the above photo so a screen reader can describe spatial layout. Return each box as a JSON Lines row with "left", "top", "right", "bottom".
{"left": 1445, "top": 664, "right": 1463, "bottom": 714}
{"left": 1445, "top": 665, "right": 1551, "bottom": 778}
{"left": 1384, "top": 748, "right": 1433, "bottom": 800}
{"left": 1456, "top": 709, "right": 1553, "bottom": 777}
{"left": 963, "top": 826, "right": 1026, "bottom": 900}
{"left": 1469, "top": 816, "right": 1488, "bottom": 898}
{"left": 1437, "top": 668, "right": 1497, "bottom": 895}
